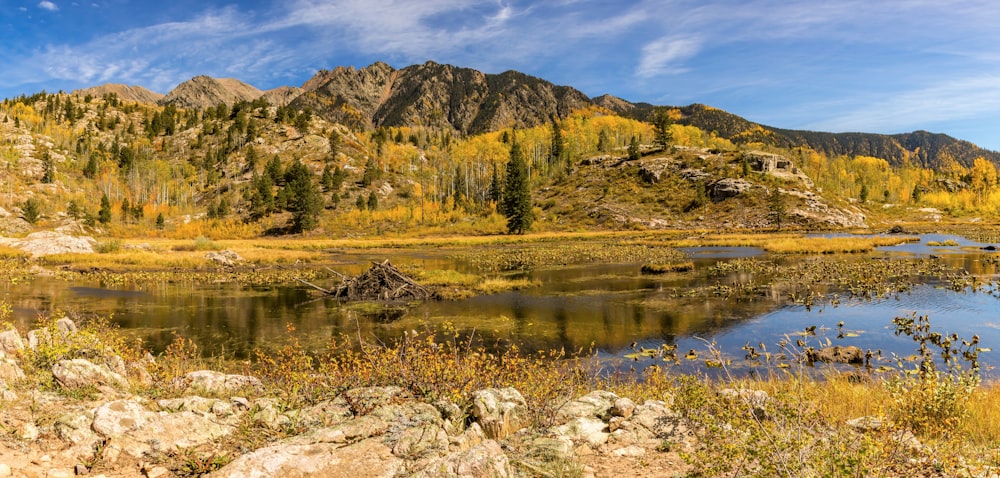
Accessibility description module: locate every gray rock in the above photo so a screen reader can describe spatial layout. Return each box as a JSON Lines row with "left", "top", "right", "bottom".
{"left": 471, "top": 388, "right": 528, "bottom": 440}
{"left": 52, "top": 359, "right": 128, "bottom": 389}
{"left": 55, "top": 318, "right": 78, "bottom": 335}
{"left": 807, "top": 346, "right": 864, "bottom": 364}
{"left": 7, "top": 231, "right": 97, "bottom": 257}
{"left": 92, "top": 398, "right": 235, "bottom": 457}
{"left": 0, "top": 355, "right": 25, "bottom": 382}
{"left": 344, "top": 386, "right": 405, "bottom": 414}
{"left": 554, "top": 417, "right": 609, "bottom": 447}
{"left": 611, "top": 397, "right": 636, "bottom": 419}
{"left": 0, "top": 329, "right": 24, "bottom": 354}
{"left": 555, "top": 390, "right": 619, "bottom": 422}
{"left": 205, "top": 249, "right": 243, "bottom": 267}
{"left": 412, "top": 440, "right": 510, "bottom": 478}
{"left": 607, "top": 400, "right": 692, "bottom": 451}
{"left": 710, "top": 178, "right": 754, "bottom": 201}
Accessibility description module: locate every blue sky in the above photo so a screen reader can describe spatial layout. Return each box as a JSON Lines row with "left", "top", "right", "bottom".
{"left": 3, "top": 0, "right": 1000, "bottom": 150}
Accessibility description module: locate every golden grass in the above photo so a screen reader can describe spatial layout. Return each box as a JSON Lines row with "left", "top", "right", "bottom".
{"left": 662, "top": 233, "right": 918, "bottom": 254}
{"left": 641, "top": 261, "right": 695, "bottom": 274}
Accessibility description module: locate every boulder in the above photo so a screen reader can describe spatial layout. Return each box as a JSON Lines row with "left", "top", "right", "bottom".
{"left": 0, "top": 355, "right": 25, "bottom": 382}
{"left": 0, "top": 329, "right": 24, "bottom": 354}
{"left": 555, "top": 390, "right": 619, "bottom": 422}
{"left": 554, "top": 417, "right": 609, "bottom": 447}
{"left": 709, "top": 178, "right": 753, "bottom": 201}
{"left": 52, "top": 359, "right": 128, "bottom": 389}
{"left": 6, "top": 231, "right": 96, "bottom": 257}
{"left": 92, "top": 399, "right": 235, "bottom": 457}
{"left": 412, "top": 440, "right": 510, "bottom": 478}
{"left": 205, "top": 250, "right": 243, "bottom": 266}
{"left": 471, "top": 388, "right": 528, "bottom": 440}
{"left": 720, "top": 388, "right": 771, "bottom": 419}
{"left": 174, "top": 370, "right": 263, "bottom": 395}
{"left": 607, "top": 400, "right": 693, "bottom": 451}
{"left": 806, "top": 346, "right": 864, "bottom": 364}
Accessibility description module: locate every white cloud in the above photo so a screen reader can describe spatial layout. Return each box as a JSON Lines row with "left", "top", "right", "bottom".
{"left": 38, "top": 1, "right": 58, "bottom": 11}
{"left": 636, "top": 36, "right": 700, "bottom": 77}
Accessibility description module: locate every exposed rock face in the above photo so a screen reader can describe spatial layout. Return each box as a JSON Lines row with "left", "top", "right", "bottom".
{"left": 0, "top": 231, "right": 96, "bottom": 257}
{"left": 592, "top": 94, "right": 636, "bottom": 114}
{"left": 471, "top": 388, "right": 528, "bottom": 440}
{"left": 260, "top": 86, "right": 304, "bottom": 107}
{"left": 51, "top": 359, "right": 128, "bottom": 389}
{"left": 160, "top": 76, "right": 264, "bottom": 109}
{"left": 172, "top": 370, "right": 264, "bottom": 395}
{"left": 710, "top": 178, "right": 754, "bottom": 201}
{"left": 71, "top": 84, "right": 164, "bottom": 104}
{"left": 0, "top": 330, "right": 25, "bottom": 354}
{"left": 92, "top": 398, "right": 236, "bottom": 457}
{"left": 291, "top": 61, "right": 591, "bottom": 134}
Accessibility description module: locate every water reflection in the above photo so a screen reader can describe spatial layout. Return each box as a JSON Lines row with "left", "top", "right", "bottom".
{"left": 2, "top": 242, "right": 997, "bottom": 376}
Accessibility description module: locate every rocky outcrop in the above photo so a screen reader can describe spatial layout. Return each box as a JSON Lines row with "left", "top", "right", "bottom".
{"left": 260, "top": 86, "right": 303, "bottom": 107}
{"left": 71, "top": 84, "right": 164, "bottom": 104}
{"left": 160, "top": 76, "right": 264, "bottom": 109}
{"left": 471, "top": 387, "right": 528, "bottom": 440}
{"left": 291, "top": 61, "right": 592, "bottom": 134}
{"left": 806, "top": 346, "right": 865, "bottom": 364}
{"left": 51, "top": 359, "right": 128, "bottom": 389}
{"left": 172, "top": 370, "right": 264, "bottom": 395}
{"left": 710, "top": 178, "right": 754, "bottom": 201}
{"left": 0, "top": 231, "right": 96, "bottom": 257}
{"left": 205, "top": 249, "right": 243, "bottom": 267}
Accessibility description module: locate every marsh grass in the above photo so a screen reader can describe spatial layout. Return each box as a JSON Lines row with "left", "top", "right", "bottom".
{"left": 641, "top": 261, "right": 695, "bottom": 274}
{"left": 663, "top": 233, "right": 919, "bottom": 254}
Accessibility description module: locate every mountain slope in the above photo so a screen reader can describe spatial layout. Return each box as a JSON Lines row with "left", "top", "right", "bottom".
{"left": 290, "top": 61, "right": 591, "bottom": 133}
{"left": 159, "top": 76, "right": 263, "bottom": 109}
{"left": 71, "top": 84, "right": 164, "bottom": 104}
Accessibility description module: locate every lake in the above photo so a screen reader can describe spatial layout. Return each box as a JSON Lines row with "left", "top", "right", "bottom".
{"left": 4, "top": 234, "right": 998, "bottom": 377}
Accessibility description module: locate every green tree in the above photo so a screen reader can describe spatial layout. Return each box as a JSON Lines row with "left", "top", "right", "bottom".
{"left": 768, "top": 187, "right": 786, "bottom": 230}
{"left": 328, "top": 129, "right": 341, "bottom": 159}
{"left": 67, "top": 200, "right": 82, "bottom": 220}
{"left": 40, "top": 150, "right": 55, "bottom": 183}
{"left": 21, "top": 198, "right": 40, "bottom": 224}
{"left": 628, "top": 136, "right": 640, "bottom": 161}
{"left": 488, "top": 163, "right": 503, "bottom": 206}
{"left": 652, "top": 108, "right": 673, "bottom": 149}
{"left": 501, "top": 137, "right": 533, "bottom": 234}
{"left": 367, "top": 191, "right": 378, "bottom": 211}
{"left": 265, "top": 155, "right": 284, "bottom": 184}
{"left": 83, "top": 152, "right": 98, "bottom": 179}
{"left": 120, "top": 197, "right": 131, "bottom": 224}
{"left": 355, "top": 193, "right": 366, "bottom": 211}
{"left": 321, "top": 164, "right": 335, "bottom": 191}
{"left": 283, "top": 160, "right": 323, "bottom": 232}
{"left": 549, "top": 119, "right": 564, "bottom": 164}
{"left": 912, "top": 184, "right": 922, "bottom": 203}
{"left": 859, "top": 182, "right": 869, "bottom": 203}
{"left": 362, "top": 157, "right": 380, "bottom": 187}
{"left": 155, "top": 212, "right": 165, "bottom": 230}
{"left": 246, "top": 173, "right": 275, "bottom": 220}
{"left": 597, "top": 129, "right": 611, "bottom": 153}
{"left": 98, "top": 194, "right": 112, "bottom": 224}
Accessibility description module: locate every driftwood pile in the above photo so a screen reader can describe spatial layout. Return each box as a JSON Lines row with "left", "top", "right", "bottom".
{"left": 298, "top": 260, "right": 432, "bottom": 302}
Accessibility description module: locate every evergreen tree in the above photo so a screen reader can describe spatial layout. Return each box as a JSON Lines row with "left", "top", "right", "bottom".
{"left": 367, "top": 192, "right": 378, "bottom": 211}
{"left": 245, "top": 147, "right": 259, "bottom": 171}
{"left": 628, "top": 136, "right": 641, "bottom": 161}
{"left": 265, "top": 155, "right": 284, "bottom": 184}
{"left": 120, "top": 197, "right": 131, "bottom": 223}
{"left": 40, "top": 150, "right": 55, "bottom": 183}
{"left": 488, "top": 163, "right": 503, "bottom": 206}
{"left": 355, "top": 194, "right": 366, "bottom": 211}
{"left": 67, "top": 200, "right": 82, "bottom": 220}
{"left": 155, "top": 212, "right": 165, "bottom": 230}
{"left": 768, "top": 187, "right": 786, "bottom": 230}
{"left": 597, "top": 129, "right": 611, "bottom": 153}
{"left": 362, "top": 157, "right": 380, "bottom": 187}
{"left": 859, "top": 183, "right": 869, "bottom": 203}
{"left": 98, "top": 194, "right": 112, "bottom": 224}
{"left": 549, "top": 119, "right": 564, "bottom": 164}
{"left": 83, "top": 152, "right": 98, "bottom": 179}
{"left": 328, "top": 130, "right": 341, "bottom": 159}
{"left": 246, "top": 173, "right": 275, "bottom": 220}
{"left": 283, "top": 160, "right": 323, "bottom": 232}
{"left": 501, "top": 137, "right": 533, "bottom": 234}
{"left": 321, "top": 164, "right": 335, "bottom": 191}
{"left": 21, "top": 198, "right": 40, "bottom": 224}
{"left": 912, "top": 184, "right": 922, "bottom": 203}
{"left": 652, "top": 108, "right": 673, "bottom": 149}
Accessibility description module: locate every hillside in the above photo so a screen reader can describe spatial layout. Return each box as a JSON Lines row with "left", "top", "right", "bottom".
{"left": 159, "top": 76, "right": 264, "bottom": 110}
{"left": 70, "top": 84, "right": 163, "bottom": 104}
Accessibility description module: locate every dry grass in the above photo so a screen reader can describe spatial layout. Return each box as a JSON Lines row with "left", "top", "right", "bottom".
{"left": 662, "top": 233, "right": 918, "bottom": 254}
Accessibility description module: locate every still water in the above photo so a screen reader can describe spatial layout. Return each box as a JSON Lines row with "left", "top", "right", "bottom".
{"left": 4, "top": 235, "right": 999, "bottom": 375}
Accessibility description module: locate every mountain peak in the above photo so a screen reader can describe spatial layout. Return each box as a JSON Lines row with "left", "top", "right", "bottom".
{"left": 160, "top": 76, "right": 263, "bottom": 109}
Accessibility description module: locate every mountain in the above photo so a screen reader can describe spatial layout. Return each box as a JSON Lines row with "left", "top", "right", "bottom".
{"left": 71, "top": 84, "right": 163, "bottom": 104}
{"left": 159, "top": 76, "right": 263, "bottom": 109}
{"left": 289, "top": 61, "right": 591, "bottom": 133}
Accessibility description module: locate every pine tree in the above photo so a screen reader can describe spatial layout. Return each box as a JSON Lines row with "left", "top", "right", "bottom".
{"left": 21, "top": 198, "right": 40, "bottom": 224}
{"left": 247, "top": 173, "right": 275, "bottom": 220}
{"left": 155, "top": 212, "right": 165, "bottom": 230}
{"left": 768, "top": 188, "right": 786, "bottom": 230}
{"left": 328, "top": 130, "right": 341, "bottom": 160}
{"left": 83, "top": 153, "right": 98, "bottom": 179}
{"left": 283, "top": 160, "right": 323, "bottom": 232}
{"left": 355, "top": 194, "right": 366, "bottom": 211}
{"left": 367, "top": 192, "right": 378, "bottom": 211}
{"left": 628, "top": 136, "right": 641, "bottom": 161}
{"left": 265, "top": 155, "right": 284, "bottom": 184}
{"left": 597, "top": 129, "right": 611, "bottom": 153}
{"left": 98, "top": 194, "right": 112, "bottom": 224}
{"left": 549, "top": 119, "right": 564, "bottom": 164}
{"left": 40, "top": 150, "right": 55, "bottom": 183}
{"left": 501, "top": 137, "right": 533, "bottom": 234}
{"left": 653, "top": 108, "right": 673, "bottom": 149}
{"left": 488, "top": 163, "right": 503, "bottom": 206}
{"left": 120, "top": 197, "right": 131, "bottom": 223}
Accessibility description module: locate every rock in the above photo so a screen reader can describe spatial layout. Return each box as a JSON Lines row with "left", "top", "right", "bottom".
{"left": 5, "top": 231, "right": 97, "bottom": 257}
{"left": 611, "top": 445, "right": 646, "bottom": 457}
{"left": 709, "top": 178, "right": 753, "bottom": 201}
{"left": 449, "top": 422, "right": 486, "bottom": 452}
{"left": 209, "top": 422, "right": 405, "bottom": 478}
{"left": 344, "top": 386, "right": 405, "bottom": 414}
{"left": 0, "top": 329, "right": 24, "bottom": 354}
{"left": 525, "top": 435, "right": 575, "bottom": 461}
{"left": 205, "top": 249, "right": 243, "bottom": 267}
{"left": 54, "top": 411, "right": 99, "bottom": 447}
{"left": 52, "top": 359, "right": 128, "bottom": 389}
{"left": 846, "top": 416, "right": 883, "bottom": 431}
{"left": 175, "top": 370, "right": 263, "bottom": 395}
{"left": 0, "top": 355, "right": 25, "bottom": 382}
{"left": 720, "top": 388, "right": 771, "bottom": 419}
{"left": 607, "top": 400, "right": 692, "bottom": 451}
{"left": 92, "top": 399, "right": 235, "bottom": 457}
{"left": 554, "top": 417, "right": 609, "bottom": 447}
{"left": 611, "top": 397, "right": 636, "bottom": 419}
{"left": 555, "top": 390, "right": 619, "bottom": 422}
{"left": 807, "top": 346, "right": 864, "bottom": 364}
{"left": 471, "top": 388, "right": 528, "bottom": 440}
{"left": 74, "top": 464, "right": 89, "bottom": 476}
{"left": 638, "top": 158, "right": 676, "bottom": 184}
{"left": 55, "top": 318, "right": 78, "bottom": 335}
{"left": 0, "top": 464, "right": 9, "bottom": 477}
{"left": 412, "top": 440, "right": 510, "bottom": 478}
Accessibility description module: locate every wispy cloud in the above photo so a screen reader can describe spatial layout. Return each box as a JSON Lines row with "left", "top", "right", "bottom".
{"left": 38, "top": 1, "right": 58, "bottom": 11}
{"left": 636, "top": 36, "right": 700, "bottom": 77}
